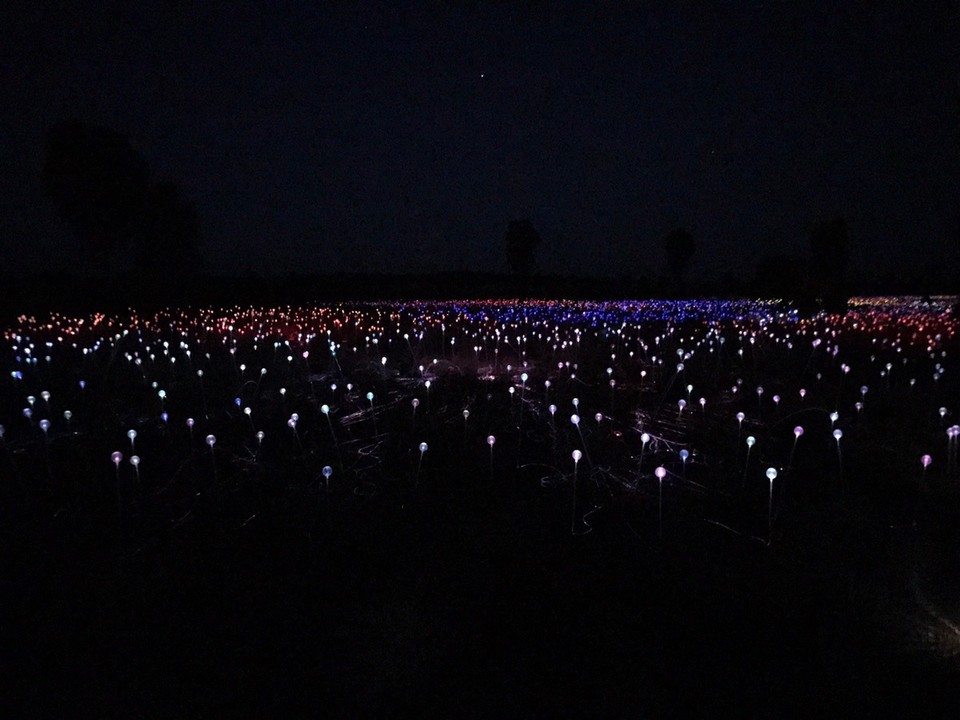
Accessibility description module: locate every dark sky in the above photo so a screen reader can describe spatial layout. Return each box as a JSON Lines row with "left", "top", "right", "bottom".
{"left": 2, "top": 1, "right": 958, "bottom": 280}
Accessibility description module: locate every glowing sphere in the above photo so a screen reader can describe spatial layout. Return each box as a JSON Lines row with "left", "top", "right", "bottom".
{"left": 921, "top": 455, "right": 932, "bottom": 468}
{"left": 655, "top": 466, "right": 667, "bottom": 479}
{"left": 111, "top": 451, "right": 123, "bottom": 465}
{"left": 186, "top": 417, "right": 195, "bottom": 428}
{"left": 39, "top": 419, "right": 50, "bottom": 432}
{"left": 127, "top": 429, "right": 137, "bottom": 441}
{"left": 256, "top": 431, "right": 265, "bottom": 442}
{"left": 487, "top": 435, "right": 496, "bottom": 447}
{"left": 679, "top": 449, "right": 689, "bottom": 462}
{"left": 206, "top": 434, "right": 216, "bottom": 447}
{"left": 766, "top": 467, "right": 777, "bottom": 481}
{"left": 549, "top": 404, "right": 557, "bottom": 415}
{"left": 419, "top": 442, "right": 428, "bottom": 453}
{"left": 412, "top": 398, "right": 420, "bottom": 409}
{"left": 570, "top": 414, "right": 580, "bottom": 426}
{"left": 594, "top": 412, "right": 603, "bottom": 423}
{"left": 572, "top": 449, "right": 582, "bottom": 462}
{"left": 130, "top": 455, "right": 140, "bottom": 466}
{"left": 321, "top": 404, "right": 330, "bottom": 415}
{"left": 366, "top": 392, "right": 375, "bottom": 402}
{"left": 641, "top": 433, "right": 650, "bottom": 444}
{"left": 794, "top": 426, "right": 804, "bottom": 438}
{"left": 322, "top": 465, "right": 333, "bottom": 478}
{"left": 746, "top": 436, "right": 756, "bottom": 447}
{"left": 833, "top": 429, "right": 843, "bottom": 441}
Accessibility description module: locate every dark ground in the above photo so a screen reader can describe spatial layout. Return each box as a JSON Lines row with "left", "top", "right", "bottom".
{"left": 3, "top": 302, "right": 960, "bottom": 718}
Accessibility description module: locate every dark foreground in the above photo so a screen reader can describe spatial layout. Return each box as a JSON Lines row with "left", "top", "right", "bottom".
{"left": 3, "top": 299, "right": 960, "bottom": 717}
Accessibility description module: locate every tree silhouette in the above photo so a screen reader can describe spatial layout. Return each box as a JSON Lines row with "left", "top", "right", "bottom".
{"left": 44, "top": 121, "right": 150, "bottom": 273}
{"left": 504, "top": 219, "right": 541, "bottom": 276}
{"left": 662, "top": 227, "right": 695, "bottom": 282}
{"left": 135, "top": 181, "right": 202, "bottom": 278}
{"left": 43, "top": 120, "right": 202, "bottom": 281}
{"left": 809, "top": 216, "right": 848, "bottom": 311}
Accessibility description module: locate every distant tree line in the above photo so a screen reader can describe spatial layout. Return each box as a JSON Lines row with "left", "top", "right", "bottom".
{"left": 32, "top": 119, "right": 954, "bottom": 312}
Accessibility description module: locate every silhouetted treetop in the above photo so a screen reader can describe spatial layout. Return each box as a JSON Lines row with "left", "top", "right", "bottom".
{"left": 662, "top": 227, "right": 695, "bottom": 279}
{"left": 43, "top": 119, "right": 202, "bottom": 279}
{"left": 505, "top": 219, "right": 542, "bottom": 276}
{"left": 44, "top": 121, "right": 150, "bottom": 267}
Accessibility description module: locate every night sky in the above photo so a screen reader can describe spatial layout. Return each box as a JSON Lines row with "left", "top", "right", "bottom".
{"left": 2, "top": 1, "right": 958, "bottom": 281}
